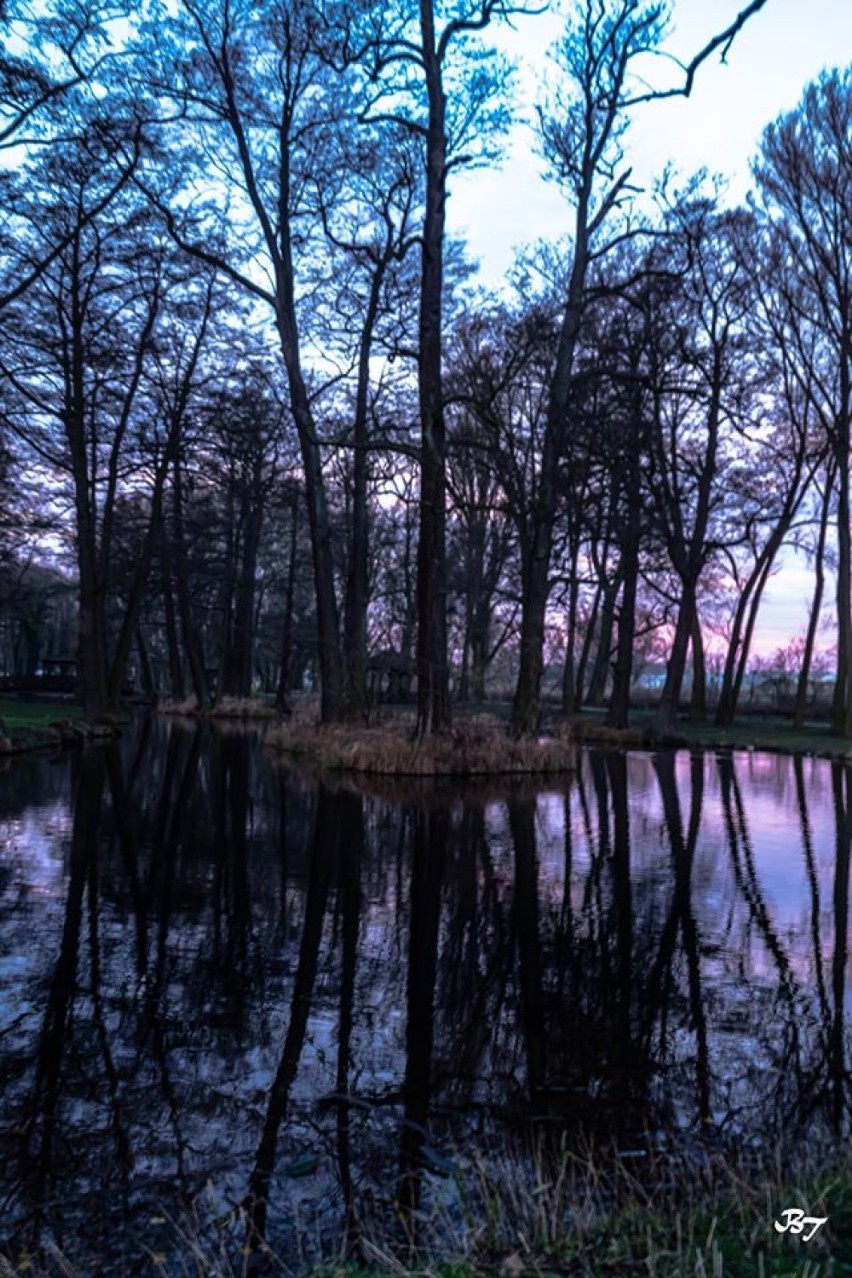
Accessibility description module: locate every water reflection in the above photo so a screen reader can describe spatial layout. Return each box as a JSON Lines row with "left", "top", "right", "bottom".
{"left": 1, "top": 724, "right": 851, "bottom": 1267}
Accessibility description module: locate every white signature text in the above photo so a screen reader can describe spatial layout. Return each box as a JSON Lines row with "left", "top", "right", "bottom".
{"left": 773, "top": 1208, "right": 828, "bottom": 1242}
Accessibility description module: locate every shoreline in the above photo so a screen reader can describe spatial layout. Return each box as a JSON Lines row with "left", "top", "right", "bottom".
{"left": 0, "top": 701, "right": 122, "bottom": 759}
{"left": 4, "top": 696, "right": 852, "bottom": 770}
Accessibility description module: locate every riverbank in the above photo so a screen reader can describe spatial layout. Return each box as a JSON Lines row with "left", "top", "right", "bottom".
{"left": 3, "top": 1140, "right": 849, "bottom": 1276}
{"left": 0, "top": 699, "right": 119, "bottom": 756}
{"left": 159, "top": 694, "right": 852, "bottom": 772}
{"left": 567, "top": 708, "right": 852, "bottom": 760}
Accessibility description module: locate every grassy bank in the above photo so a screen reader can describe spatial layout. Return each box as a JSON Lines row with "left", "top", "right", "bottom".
{"left": 4, "top": 1142, "right": 851, "bottom": 1276}
{"left": 266, "top": 704, "right": 852, "bottom": 776}
{"left": 321, "top": 1142, "right": 852, "bottom": 1278}
{"left": 155, "top": 692, "right": 852, "bottom": 770}
{"left": 563, "top": 708, "right": 852, "bottom": 761}
{"left": 677, "top": 714, "right": 852, "bottom": 760}
{"left": 0, "top": 698, "right": 82, "bottom": 729}
{"left": 0, "top": 698, "right": 118, "bottom": 756}
{"left": 159, "top": 694, "right": 278, "bottom": 719}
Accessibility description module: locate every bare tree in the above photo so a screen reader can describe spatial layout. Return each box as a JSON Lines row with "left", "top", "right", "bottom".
{"left": 511, "top": 0, "right": 770, "bottom": 734}
{"left": 141, "top": 0, "right": 353, "bottom": 719}
{"left": 365, "top": 0, "right": 533, "bottom": 735}
{"left": 753, "top": 69, "right": 852, "bottom": 734}
{"left": 0, "top": 129, "right": 205, "bottom": 714}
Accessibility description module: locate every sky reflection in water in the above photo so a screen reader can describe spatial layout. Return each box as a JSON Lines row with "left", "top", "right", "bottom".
{"left": 0, "top": 721, "right": 850, "bottom": 1267}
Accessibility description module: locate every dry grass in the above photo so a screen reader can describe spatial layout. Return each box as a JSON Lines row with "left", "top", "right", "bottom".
{"left": 336, "top": 1136, "right": 851, "bottom": 1277}
{"left": 561, "top": 717, "right": 655, "bottom": 748}
{"left": 158, "top": 694, "right": 201, "bottom": 715}
{"left": 264, "top": 718, "right": 576, "bottom": 777}
{"left": 5, "top": 1139, "right": 849, "bottom": 1276}
{"left": 159, "top": 695, "right": 278, "bottom": 719}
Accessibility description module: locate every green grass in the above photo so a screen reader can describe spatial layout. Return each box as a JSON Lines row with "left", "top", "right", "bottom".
{"left": 0, "top": 698, "right": 81, "bottom": 730}
{"left": 310, "top": 1151, "right": 852, "bottom": 1277}
{"left": 676, "top": 715, "right": 851, "bottom": 759}
{"left": 551, "top": 704, "right": 852, "bottom": 761}
{"left": 0, "top": 698, "right": 95, "bottom": 756}
{"left": 4, "top": 1146, "right": 852, "bottom": 1276}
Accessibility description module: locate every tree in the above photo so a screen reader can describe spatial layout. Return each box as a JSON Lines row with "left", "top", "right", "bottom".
{"left": 713, "top": 212, "right": 825, "bottom": 727}
{"left": 752, "top": 70, "right": 852, "bottom": 734}
{"left": 649, "top": 201, "right": 753, "bottom": 734}
{"left": 360, "top": 0, "right": 531, "bottom": 734}
{"left": 0, "top": 4, "right": 145, "bottom": 311}
{"left": 0, "top": 0, "right": 120, "bottom": 148}
{"left": 0, "top": 123, "right": 215, "bottom": 715}
{"left": 511, "top": 0, "right": 770, "bottom": 734}
{"left": 142, "top": 0, "right": 355, "bottom": 720}
{"left": 310, "top": 126, "right": 420, "bottom": 720}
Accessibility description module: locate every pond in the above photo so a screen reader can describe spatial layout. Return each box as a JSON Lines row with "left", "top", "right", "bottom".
{"left": 0, "top": 718, "right": 850, "bottom": 1270}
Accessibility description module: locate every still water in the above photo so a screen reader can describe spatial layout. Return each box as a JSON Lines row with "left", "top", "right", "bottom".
{"left": 0, "top": 719, "right": 850, "bottom": 1269}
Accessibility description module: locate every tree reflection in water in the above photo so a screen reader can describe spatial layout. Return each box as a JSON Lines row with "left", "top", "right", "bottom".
{"left": 1, "top": 722, "right": 851, "bottom": 1267}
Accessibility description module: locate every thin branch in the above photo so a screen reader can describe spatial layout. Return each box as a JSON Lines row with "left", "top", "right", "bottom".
{"left": 624, "top": 0, "right": 771, "bottom": 106}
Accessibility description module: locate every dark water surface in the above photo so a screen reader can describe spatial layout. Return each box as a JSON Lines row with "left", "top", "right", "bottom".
{"left": 1, "top": 718, "right": 850, "bottom": 1269}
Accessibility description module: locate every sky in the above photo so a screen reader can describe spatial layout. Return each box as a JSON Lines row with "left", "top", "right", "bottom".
{"left": 446, "top": 0, "right": 852, "bottom": 655}
{"left": 450, "top": 0, "right": 852, "bottom": 287}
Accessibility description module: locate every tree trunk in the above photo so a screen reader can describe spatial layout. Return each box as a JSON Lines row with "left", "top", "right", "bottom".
{"left": 172, "top": 456, "right": 210, "bottom": 710}
{"left": 65, "top": 231, "right": 108, "bottom": 719}
{"left": 106, "top": 472, "right": 175, "bottom": 708}
{"left": 654, "top": 343, "right": 723, "bottom": 735}
{"left": 607, "top": 447, "right": 642, "bottom": 730}
{"left": 470, "top": 613, "right": 488, "bottom": 704}
{"left": 511, "top": 191, "right": 591, "bottom": 735}
{"left": 575, "top": 578, "right": 603, "bottom": 711}
{"left": 715, "top": 507, "right": 801, "bottom": 725}
{"left": 136, "top": 628, "right": 156, "bottom": 702}
{"left": 586, "top": 573, "right": 620, "bottom": 706}
{"left": 225, "top": 488, "right": 263, "bottom": 698}
{"left": 161, "top": 552, "right": 185, "bottom": 700}
{"left": 689, "top": 611, "right": 707, "bottom": 721}
{"left": 606, "top": 538, "right": 639, "bottom": 729}
{"left": 794, "top": 472, "right": 832, "bottom": 729}
{"left": 561, "top": 541, "right": 581, "bottom": 715}
{"left": 275, "top": 492, "right": 299, "bottom": 714}
{"left": 344, "top": 270, "right": 383, "bottom": 722}
{"left": 654, "top": 579, "right": 696, "bottom": 734}
{"left": 415, "top": 0, "right": 451, "bottom": 737}
{"left": 833, "top": 400, "right": 852, "bottom": 735}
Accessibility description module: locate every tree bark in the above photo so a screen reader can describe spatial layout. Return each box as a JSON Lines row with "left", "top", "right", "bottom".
{"left": 794, "top": 472, "right": 832, "bottom": 728}
{"left": 512, "top": 200, "right": 590, "bottom": 734}
{"left": 275, "top": 490, "right": 300, "bottom": 714}
{"left": 172, "top": 456, "right": 210, "bottom": 710}
{"left": 344, "top": 270, "right": 383, "bottom": 722}
{"left": 415, "top": 0, "right": 451, "bottom": 737}
{"left": 654, "top": 341, "right": 723, "bottom": 735}
{"left": 689, "top": 611, "right": 707, "bottom": 721}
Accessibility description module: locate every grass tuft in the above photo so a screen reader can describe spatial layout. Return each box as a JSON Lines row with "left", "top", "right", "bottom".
{"left": 158, "top": 695, "right": 278, "bottom": 719}
{"left": 264, "top": 718, "right": 576, "bottom": 777}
